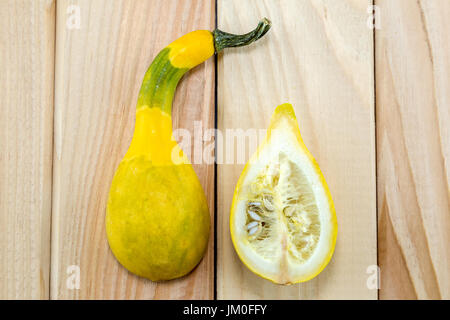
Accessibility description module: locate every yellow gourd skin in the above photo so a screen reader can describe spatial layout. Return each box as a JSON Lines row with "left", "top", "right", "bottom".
{"left": 107, "top": 156, "right": 209, "bottom": 280}
{"left": 106, "top": 20, "right": 271, "bottom": 281}
{"left": 106, "top": 32, "right": 214, "bottom": 281}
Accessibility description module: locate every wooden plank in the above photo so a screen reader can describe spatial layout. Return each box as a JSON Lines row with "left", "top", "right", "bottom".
{"left": 217, "top": 0, "right": 376, "bottom": 299}
{"left": 0, "top": 0, "right": 55, "bottom": 299}
{"left": 376, "top": 0, "right": 450, "bottom": 299}
{"left": 52, "top": 0, "right": 215, "bottom": 299}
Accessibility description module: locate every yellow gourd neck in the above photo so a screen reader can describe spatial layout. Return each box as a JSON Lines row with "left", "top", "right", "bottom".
{"left": 124, "top": 107, "right": 188, "bottom": 165}
{"left": 127, "top": 19, "right": 271, "bottom": 163}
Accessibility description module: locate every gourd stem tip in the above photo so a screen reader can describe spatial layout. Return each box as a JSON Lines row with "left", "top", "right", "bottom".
{"left": 213, "top": 18, "right": 272, "bottom": 52}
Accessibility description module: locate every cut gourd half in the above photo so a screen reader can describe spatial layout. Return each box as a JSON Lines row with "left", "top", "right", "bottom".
{"left": 230, "top": 103, "right": 337, "bottom": 285}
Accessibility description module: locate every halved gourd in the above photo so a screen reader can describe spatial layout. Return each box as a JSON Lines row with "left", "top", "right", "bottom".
{"left": 230, "top": 103, "right": 337, "bottom": 284}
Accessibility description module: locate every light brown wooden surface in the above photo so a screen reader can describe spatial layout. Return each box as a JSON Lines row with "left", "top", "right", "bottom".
{"left": 1, "top": 0, "right": 450, "bottom": 300}
{"left": 376, "top": 0, "right": 450, "bottom": 300}
{"left": 0, "top": 0, "right": 55, "bottom": 299}
{"left": 51, "top": 0, "right": 215, "bottom": 299}
{"left": 217, "top": 0, "right": 377, "bottom": 299}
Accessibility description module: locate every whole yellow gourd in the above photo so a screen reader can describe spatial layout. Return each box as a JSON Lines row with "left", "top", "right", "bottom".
{"left": 106, "top": 19, "right": 271, "bottom": 281}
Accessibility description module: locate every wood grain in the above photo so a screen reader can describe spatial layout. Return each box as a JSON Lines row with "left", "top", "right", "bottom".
{"left": 51, "top": 0, "right": 215, "bottom": 299}
{"left": 217, "top": 0, "right": 377, "bottom": 299}
{"left": 0, "top": 0, "right": 55, "bottom": 299}
{"left": 1, "top": 0, "right": 449, "bottom": 301}
{"left": 376, "top": 0, "right": 450, "bottom": 299}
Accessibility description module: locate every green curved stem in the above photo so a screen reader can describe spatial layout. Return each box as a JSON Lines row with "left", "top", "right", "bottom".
{"left": 213, "top": 18, "right": 272, "bottom": 52}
